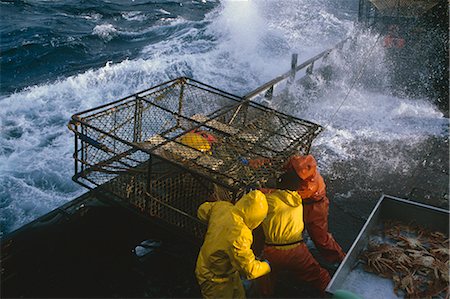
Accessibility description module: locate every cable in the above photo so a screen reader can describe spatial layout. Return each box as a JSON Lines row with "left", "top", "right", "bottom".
{"left": 324, "top": 32, "right": 382, "bottom": 130}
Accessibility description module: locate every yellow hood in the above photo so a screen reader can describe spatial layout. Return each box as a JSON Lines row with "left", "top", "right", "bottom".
{"left": 233, "top": 190, "right": 268, "bottom": 230}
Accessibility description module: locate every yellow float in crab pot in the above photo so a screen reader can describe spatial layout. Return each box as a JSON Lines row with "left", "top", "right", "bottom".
{"left": 179, "top": 132, "right": 212, "bottom": 154}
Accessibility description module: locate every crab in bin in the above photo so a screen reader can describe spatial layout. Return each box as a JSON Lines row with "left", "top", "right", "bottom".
{"left": 360, "top": 221, "right": 450, "bottom": 298}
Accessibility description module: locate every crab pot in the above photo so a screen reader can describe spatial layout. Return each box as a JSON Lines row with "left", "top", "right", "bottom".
{"left": 326, "top": 194, "right": 449, "bottom": 298}
{"left": 69, "top": 77, "right": 322, "bottom": 241}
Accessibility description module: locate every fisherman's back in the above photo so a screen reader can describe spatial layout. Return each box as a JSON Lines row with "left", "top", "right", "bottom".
{"left": 262, "top": 190, "right": 304, "bottom": 246}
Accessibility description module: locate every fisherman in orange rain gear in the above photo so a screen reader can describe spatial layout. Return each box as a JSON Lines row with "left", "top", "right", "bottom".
{"left": 285, "top": 154, "right": 346, "bottom": 264}
{"left": 258, "top": 169, "right": 331, "bottom": 297}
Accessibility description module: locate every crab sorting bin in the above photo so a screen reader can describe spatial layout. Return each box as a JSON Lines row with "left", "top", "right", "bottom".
{"left": 326, "top": 194, "right": 449, "bottom": 298}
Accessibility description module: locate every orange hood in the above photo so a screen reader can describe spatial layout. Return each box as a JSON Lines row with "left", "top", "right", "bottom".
{"left": 287, "top": 154, "right": 317, "bottom": 180}
{"left": 286, "top": 155, "right": 326, "bottom": 201}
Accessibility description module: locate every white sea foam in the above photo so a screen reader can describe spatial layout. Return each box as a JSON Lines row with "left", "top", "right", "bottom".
{"left": 156, "top": 9, "right": 171, "bottom": 15}
{"left": 92, "top": 23, "right": 118, "bottom": 41}
{"left": 122, "top": 11, "right": 148, "bottom": 21}
{"left": 0, "top": 58, "right": 170, "bottom": 233}
{"left": 272, "top": 28, "right": 447, "bottom": 176}
{"left": 80, "top": 12, "right": 102, "bottom": 21}
{"left": 155, "top": 15, "right": 187, "bottom": 26}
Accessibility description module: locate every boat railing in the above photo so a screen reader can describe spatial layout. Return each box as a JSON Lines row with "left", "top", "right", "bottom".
{"left": 243, "top": 38, "right": 349, "bottom": 105}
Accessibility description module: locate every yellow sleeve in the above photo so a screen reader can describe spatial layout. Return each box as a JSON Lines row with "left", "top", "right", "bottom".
{"left": 229, "top": 229, "right": 271, "bottom": 279}
{"left": 197, "top": 202, "right": 214, "bottom": 223}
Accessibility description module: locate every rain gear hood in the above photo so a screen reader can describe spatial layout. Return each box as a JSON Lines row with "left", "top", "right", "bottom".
{"left": 234, "top": 190, "right": 268, "bottom": 229}
{"left": 287, "top": 154, "right": 317, "bottom": 179}
{"left": 286, "top": 154, "right": 326, "bottom": 201}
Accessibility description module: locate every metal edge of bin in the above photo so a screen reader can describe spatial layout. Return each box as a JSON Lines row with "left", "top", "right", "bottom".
{"left": 325, "top": 193, "right": 450, "bottom": 295}
{"left": 325, "top": 193, "right": 385, "bottom": 295}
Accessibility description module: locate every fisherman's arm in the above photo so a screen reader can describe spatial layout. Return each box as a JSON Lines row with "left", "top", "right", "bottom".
{"left": 229, "top": 232, "right": 271, "bottom": 279}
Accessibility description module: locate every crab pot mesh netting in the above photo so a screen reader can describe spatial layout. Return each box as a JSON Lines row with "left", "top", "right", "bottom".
{"left": 70, "top": 78, "right": 322, "bottom": 239}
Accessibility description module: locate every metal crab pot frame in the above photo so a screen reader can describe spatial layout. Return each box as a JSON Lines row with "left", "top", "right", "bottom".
{"left": 69, "top": 77, "right": 322, "bottom": 239}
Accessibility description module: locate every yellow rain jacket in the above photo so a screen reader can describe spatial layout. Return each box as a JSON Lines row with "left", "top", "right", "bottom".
{"left": 195, "top": 190, "right": 271, "bottom": 299}
{"left": 262, "top": 190, "right": 304, "bottom": 247}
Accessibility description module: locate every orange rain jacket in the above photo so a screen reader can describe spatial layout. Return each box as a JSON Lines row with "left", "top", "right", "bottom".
{"left": 285, "top": 155, "right": 346, "bottom": 263}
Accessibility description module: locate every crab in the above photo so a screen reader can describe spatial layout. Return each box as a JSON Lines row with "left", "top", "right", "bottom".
{"left": 431, "top": 259, "right": 450, "bottom": 283}
{"left": 383, "top": 220, "right": 413, "bottom": 239}
{"left": 395, "top": 234, "right": 426, "bottom": 250}
{"left": 362, "top": 244, "right": 396, "bottom": 277}
{"left": 392, "top": 271, "right": 420, "bottom": 298}
{"left": 391, "top": 250, "right": 413, "bottom": 272}
{"left": 405, "top": 249, "right": 435, "bottom": 268}
{"left": 429, "top": 231, "right": 448, "bottom": 244}
{"left": 363, "top": 222, "right": 449, "bottom": 298}
{"left": 430, "top": 246, "right": 450, "bottom": 260}
{"left": 365, "top": 252, "right": 396, "bottom": 277}
{"left": 375, "top": 245, "right": 413, "bottom": 272}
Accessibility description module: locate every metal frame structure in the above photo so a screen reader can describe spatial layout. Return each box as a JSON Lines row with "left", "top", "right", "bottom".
{"left": 69, "top": 77, "right": 322, "bottom": 239}
{"left": 358, "top": 0, "right": 443, "bottom": 30}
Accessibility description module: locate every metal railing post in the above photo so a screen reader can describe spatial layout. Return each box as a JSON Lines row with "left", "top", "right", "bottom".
{"left": 264, "top": 86, "right": 274, "bottom": 102}
{"left": 74, "top": 125, "right": 78, "bottom": 175}
{"left": 306, "top": 62, "right": 314, "bottom": 75}
{"left": 287, "top": 53, "right": 298, "bottom": 88}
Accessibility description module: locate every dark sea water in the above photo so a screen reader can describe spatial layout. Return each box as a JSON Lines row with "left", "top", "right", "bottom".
{"left": 0, "top": 0, "right": 447, "bottom": 235}
{"left": 1, "top": 0, "right": 216, "bottom": 94}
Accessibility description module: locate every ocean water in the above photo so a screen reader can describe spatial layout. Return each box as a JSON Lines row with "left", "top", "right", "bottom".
{"left": 0, "top": 0, "right": 448, "bottom": 235}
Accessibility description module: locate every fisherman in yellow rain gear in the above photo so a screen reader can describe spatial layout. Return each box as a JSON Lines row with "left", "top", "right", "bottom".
{"left": 258, "top": 169, "right": 331, "bottom": 297}
{"left": 195, "top": 190, "right": 271, "bottom": 299}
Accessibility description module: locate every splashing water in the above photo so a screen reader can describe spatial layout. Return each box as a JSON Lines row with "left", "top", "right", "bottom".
{"left": 275, "top": 27, "right": 447, "bottom": 197}
{"left": 0, "top": 0, "right": 447, "bottom": 235}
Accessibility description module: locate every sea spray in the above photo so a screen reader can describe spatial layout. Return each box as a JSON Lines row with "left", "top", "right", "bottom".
{"left": 0, "top": 0, "right": 447, "bottom": 235}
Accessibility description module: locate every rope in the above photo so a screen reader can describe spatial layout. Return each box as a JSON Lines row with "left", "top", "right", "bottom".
{"left": 324, "top": 32, "right": 382, "bottom": 130}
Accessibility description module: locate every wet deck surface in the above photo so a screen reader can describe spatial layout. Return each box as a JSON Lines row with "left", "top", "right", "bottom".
{"left": 1, "top": 191, "right": 202, "bottom": 298}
